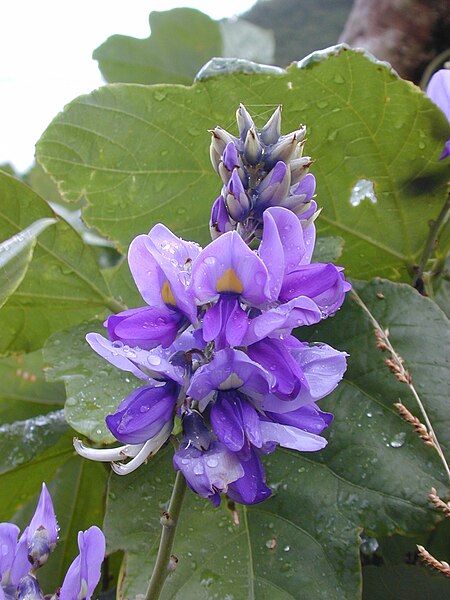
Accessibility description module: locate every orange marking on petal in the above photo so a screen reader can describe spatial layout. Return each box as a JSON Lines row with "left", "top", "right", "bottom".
{"left": 161, "top": 280, "right": 177, "bottom": 306}
{"left": 216, "top": 267, "right": 243, "bottom": 294}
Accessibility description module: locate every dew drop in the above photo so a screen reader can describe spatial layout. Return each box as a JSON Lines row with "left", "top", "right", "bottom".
{"left": 389, "top": 431, "right": 406, "bottom": 448}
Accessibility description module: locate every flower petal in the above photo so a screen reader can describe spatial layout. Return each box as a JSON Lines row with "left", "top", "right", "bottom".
{"left": 260, "top": 421, "right": 327, "bottom": 451}
{"left": 106, "top": 382, "right": 178, "bottom": 444}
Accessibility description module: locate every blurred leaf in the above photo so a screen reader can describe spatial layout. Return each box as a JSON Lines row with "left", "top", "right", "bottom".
{"left": 362, "top": 565, "right": 450, "bottom": 599}
{"left": 433, "top": 251, "right": 450, "bottom": 317}
{"left": 0, "top": 432, "right": 73, "bottom": 520}
{"left": 0, "top": 410, "right": 68, "bottom": 475}
{"left": 0, "top": 172, "right": 123, "bottom": 354}
{"left": 219, "top": 18, "right": 275, "bottom": 64}
{"left": 0, "top": 350, "right": 65, "bottom": 422}
{"left": 44, "top": 321, "right": 137, "bottom": 444}
{"left": 37, "top": 48, "right": 449, "bottom": 279}
{"left": 0, "top": 217, "right": 56, "bottom": 308}
{"left": 94, "top": 8, "right": 222, "bottom": 85}
{"left": 312, "top": 235, "right": 344, "bottom": 263}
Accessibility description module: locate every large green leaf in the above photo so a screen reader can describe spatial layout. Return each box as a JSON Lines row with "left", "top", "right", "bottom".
{"left": 0, "top": 217, "right": 56, "bottom": 308}
{"left": 93, "top": 8, "right": 222, "bottom": 85}
{"left": 44, "top": 321, "right": 137, "bottom": 444}
{"left": 0, "top": 172, "right": 123, "bottom": 354}
{"left": 0, "top": 350, "right": 65, "bottom": 422}
{"left": 37, "top": 47, "right": 449, "bottom": 278}
{"left": 93, "top": 278, "right": 448, "bottom": 598}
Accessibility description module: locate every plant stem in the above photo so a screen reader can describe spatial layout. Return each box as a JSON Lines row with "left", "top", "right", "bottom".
{"left": 412, "top": 193, "right": 450, "bottom": 292}
{"left": 350, "top": 289, "right": 450, "bottom": 482}
{"left": 104, "top": 296, "right": 128, "bottom": 313}
{"left": 144, "top": 471, "right": 187, "bottom": 600}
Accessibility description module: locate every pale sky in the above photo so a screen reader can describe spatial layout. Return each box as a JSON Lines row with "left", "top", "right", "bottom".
{"left": 0, "top": 1, "right": 258, "bottom": 172}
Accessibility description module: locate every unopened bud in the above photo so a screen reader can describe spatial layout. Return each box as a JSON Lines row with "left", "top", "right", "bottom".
{"left": 210, "top": 195, "right": 236, "bottom": 240}
{"left": 209, "top": 128, "right": 238, "bottom": 172}
{"left": 236, "top": 104, "right": 255, "bottom": 140}
{"left": 183, "top": 410, "right": 211, "bottom": 452}
{"left": 223, "top": 141, "right": 239, "bottom": 171}
{"left": 225, "top": 169, "right": 251, "bottom": 221}
{"left": 256, "top": 161, "right": 291, "bottom": 212}
{"left": 27, "top": 483, "right": 58, "bottom": 569}
{"left": 243, "top": 127, "right": 263, "bottom": 165}
{"left": 266, "top": 128, "right": 306, "bottom": 169}
{"left": 16, "top": 575, "right": 43, "bottom": 600}
{"left": 290, "top": 156, "right": 313, "bottom": 185}
{"left": 260, "top": 106, "right": 282, "bottom": 145}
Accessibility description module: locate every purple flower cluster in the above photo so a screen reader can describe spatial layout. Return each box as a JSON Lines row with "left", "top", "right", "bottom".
{"left": 75, "top": 106, "right": 350, "bottom": 506}
{"left": 0, "top": 484, "right": 105, "bottom": 600}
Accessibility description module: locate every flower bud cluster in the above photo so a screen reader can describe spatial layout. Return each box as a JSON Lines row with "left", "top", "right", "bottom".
{"left": 0, "top": 484, "right": 105, "bottom": 600}
{"left": 209, "top": 104, "right": 316, "bottom": 242}
{"left": 77, "top": 106, "right": 350, "bottom": 506}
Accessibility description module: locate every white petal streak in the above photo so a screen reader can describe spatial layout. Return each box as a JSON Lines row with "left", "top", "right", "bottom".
{"left": 73, "top": 438, "right": 144, "bottom": 462}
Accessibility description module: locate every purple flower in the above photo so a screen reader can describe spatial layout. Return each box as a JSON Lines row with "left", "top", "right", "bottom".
{"left": 106, "top": 305, "right": 185, "bottom": 350}
{"left": 426, "top": 69, "right": 450, "bottom": 159}
{"left": 173, "top": 441, "right": 245, "bottom": 507}
{"left": 78, "top": 333, "right": 192, "bottom": 474}
{"left": 0, "top": 524, "right": 29, "bottom": 594}
{"left": 192, "top": 231, "right": 270, "bottom": 347}
{"left": 59, "top": 527, "right": 105, "bottom": 600}
{"left": 105, "top": 382, "right": 178, "bottom": 445}
{"left": 105, "top": 223, "right": 201, "bottom": 350}
{"left": 240, "top": 206, "right": 350, "bottom": 344}
{"left": 188, "top": 348, "right": 274, "bottom": 412}
{"left": 261, "top": 341, "right": 348, "bottom": 413}
{"left": 27, "top": 483, "right": 58, "bottom": 569}
{"left": 226, "top": 447, "right": 271, "bottom": 505}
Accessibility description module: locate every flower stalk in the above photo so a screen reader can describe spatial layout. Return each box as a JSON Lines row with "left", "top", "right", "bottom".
{"left": 144, "top": 471, "right": 187, "bottom": 600}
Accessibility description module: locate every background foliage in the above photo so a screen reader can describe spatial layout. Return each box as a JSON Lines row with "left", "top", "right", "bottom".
{"left": 0, "top": 8, "right": 449, "bottom": 599}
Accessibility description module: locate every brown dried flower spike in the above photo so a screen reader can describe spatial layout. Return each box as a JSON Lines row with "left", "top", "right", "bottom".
{"left": 417, "top": 545, "right": 450, "bottom": 577}
{"left": 393, "top": 402, "right": 434, "bottom": 447}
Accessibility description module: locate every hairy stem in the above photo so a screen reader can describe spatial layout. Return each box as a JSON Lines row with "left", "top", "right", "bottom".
{"left": 350, "top": 289, "right": 450, "bottom": 481}
{"left": 412, "top": 193, "right": 450, "bottom": 293}
{"left": 144, "top": 471, "right": 187, "bottom": 600}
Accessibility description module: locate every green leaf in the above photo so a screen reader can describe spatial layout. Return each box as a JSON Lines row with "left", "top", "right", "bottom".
{"left": 44, "top": 321, "right": 137, "bottom": 444}
{"left": 0, "top": 432, "right": 73, "bottom": 520}
{"left": 0, "top": 350, "right": 65, "bottom": 422}
{"left": 312, "top": 235, "right": 344, "bottom": 263}
{"left": 362, "top": 565, "right": 450, "bottom": 599}
{"left": 0, "top": 172, "right": 123, "bottom": 354}
{"left": 0, "top": 410, "right": 68, "bottom": 475}
{"left": 98, "top": 278, "right": 448, "bottom": 598}
{"left": 0, "top": 217, "right": 56, "bottom": 308}
{"left": 93, "top": 8, "right": 222, "bottom": 85}
{"left": 37, "top": 48, "right": 449, "bottom": 279}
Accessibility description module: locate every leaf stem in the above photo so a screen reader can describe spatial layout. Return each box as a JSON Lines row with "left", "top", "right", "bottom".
{"left": 144, "top": 470, "right": 187, "bottom": 600}
{"left": 350, "top": 288, "right": 450, "bottom": 482}
{"left": 104, "top": 296, "right": 127, "bottom": 313}
{"left": 412, "top": 192, "right": 450, "bottom": 293}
